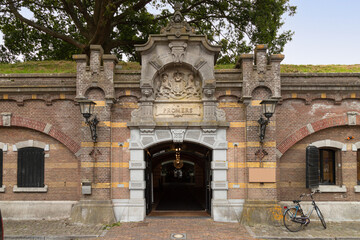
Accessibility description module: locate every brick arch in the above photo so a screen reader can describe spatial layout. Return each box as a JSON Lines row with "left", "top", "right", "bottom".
{"left": 277, "top": 115, "right": 351, "bottom": 155}
{"left": 250, "top": 85, "right": 273, "bottom": 98}
{"left": 0, "top": 116, "right": 80, "bottom": 155}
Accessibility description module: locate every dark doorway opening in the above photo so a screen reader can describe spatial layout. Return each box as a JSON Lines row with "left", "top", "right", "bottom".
{"left": 145, "top": 142, "right": 212, "bottom": 216}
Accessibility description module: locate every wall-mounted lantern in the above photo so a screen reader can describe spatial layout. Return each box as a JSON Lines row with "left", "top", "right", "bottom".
{"left": 258, "top": 99, "right": 277, "bottom": 143}
{"left": 78, "top": 99, "right": 99, "bottom": 143}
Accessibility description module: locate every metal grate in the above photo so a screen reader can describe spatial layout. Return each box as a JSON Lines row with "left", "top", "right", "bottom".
{"left": 17, "top": 147, "right": 45, "bottom": 187}
{"left": 170, "top": 233, "right": 186, "bottom": 239}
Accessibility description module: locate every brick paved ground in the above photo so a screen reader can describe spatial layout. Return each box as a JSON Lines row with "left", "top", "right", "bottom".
{"left": 4, "top": 218, "right": 360, "bottom": 240}
{"left": 247, "top": 221, "right": 360, "bottom": 239}
{"left": 98, "top": 217, "right": 255, "bottom": 240}
{"left": 4, "top": 219, "right": 104, "bottom": 239}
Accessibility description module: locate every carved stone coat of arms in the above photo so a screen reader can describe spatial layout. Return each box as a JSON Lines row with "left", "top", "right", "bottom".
{"left": 156, "top": 69, "right": 201, "bottom": 100}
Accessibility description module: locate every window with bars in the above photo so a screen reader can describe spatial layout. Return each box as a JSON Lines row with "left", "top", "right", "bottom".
{"left": 17, "top": 147, "right": 44, "bottom": 187}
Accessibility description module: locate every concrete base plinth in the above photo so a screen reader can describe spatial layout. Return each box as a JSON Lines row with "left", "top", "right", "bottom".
{"left": 240, "top": 200, "right": 283, "bottom": 226}
{"left": 212, "top": 199, "right": 245, "bottom": 222}
{"left": 0, "top": 201, "right": 77, "bottom": 220}
{"left": 69, "top": 200, "right": 116, "bottom": 225}
{"left": 280, "top": 201, "right": 360, "bottom": 222}
{"left": 112, "top": 198, "right": 146, "bottom": 222}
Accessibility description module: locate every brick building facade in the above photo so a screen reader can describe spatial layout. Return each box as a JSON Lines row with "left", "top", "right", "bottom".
{"left": 0, "top": 10, "right": 360, "bottom": 224}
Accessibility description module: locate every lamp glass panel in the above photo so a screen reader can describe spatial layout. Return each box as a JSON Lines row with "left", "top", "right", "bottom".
{"left": 80, "top": 102, "right": 90, "bottom": 115}
{"left": 265, "top": 103, "right": 275, "bottom": 114}
{"left": 79, "top": 100, "right": 96, "bottom": 115}
{"left": 89, "top": 102, "right": 95, "bottom": 115}
{"left": 261, "top": 100, "right": 276, "bottom": 114}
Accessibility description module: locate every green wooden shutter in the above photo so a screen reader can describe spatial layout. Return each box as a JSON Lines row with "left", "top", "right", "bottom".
{"left": 306, "top": 146, "right": 319, "bottom": 189}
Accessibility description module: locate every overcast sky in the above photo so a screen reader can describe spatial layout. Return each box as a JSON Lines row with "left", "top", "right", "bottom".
{"left": 1, "top": 0, "right": 359, "bottom": 65}
{"left": 281, "top": 0, "right": 360, "bottom": 64}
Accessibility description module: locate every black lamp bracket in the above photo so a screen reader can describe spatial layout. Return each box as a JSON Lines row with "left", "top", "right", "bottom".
{"left": 258, "top": 116, "right": 269, "bottom": 143}
{"left": 85, "top": 115, "right": 99, "bottom": 143}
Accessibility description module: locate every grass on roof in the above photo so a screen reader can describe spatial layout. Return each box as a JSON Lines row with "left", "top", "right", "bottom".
{"left": 0, "top": 60, "right": 360, "bottom": 74}
{"left": 280, "top": 64, "right": 360, "bottom": 73}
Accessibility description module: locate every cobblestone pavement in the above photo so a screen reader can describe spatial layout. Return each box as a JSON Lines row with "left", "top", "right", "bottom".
{"left": 4, "top": 219, "right": 104, "bottom": 239}
{"left": 95, "top": 217, "right": 255, "bottom": 240}
{"left": 247, "top": 222, "right": 360, "bottom": 239}
{"left": 4, "top": 218, "right": 360, "bottom": 240}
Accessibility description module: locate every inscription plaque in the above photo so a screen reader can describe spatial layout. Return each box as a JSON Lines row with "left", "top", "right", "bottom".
{"left": 155, "top": 104, "right": 202, "bottom": 118}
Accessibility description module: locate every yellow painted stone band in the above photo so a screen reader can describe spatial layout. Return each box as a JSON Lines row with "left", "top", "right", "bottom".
{"left": 228, "top": 162, "right": 276, "bottom": 168}
{"left": 218, "top": 102, "right": 244, "bottom": 108}
{"left": 229, "top": 121, "right": 275, "bottom": 128}
{"left": 92, "top": 183, "right": 111, "bottom": 188}
{"left": 229, "top": 183, "right": 277, "bottom": 188}
{"left": 112, "top": 182, "right": 129, "bottom": 188}
{"left": 4, "top": 163, "right": 78, "bottom": 169}
{"left": 247, "top": 121, "right": 276, "bottom": 127}
{"left": 278, "top": 182, "right": 304, "bottom": 188}
{"left": 93, "top": 101, "right": 106, "bottom": 106}
{"left": 82, "top": 121, "right": 127, "bottom": 128}
{"left": 81, "top": 162, "right": 129, "bottom": 168}
{"left": 229, "top": 122, "right": 246, "bottom": 128}
{"left": 228, "top": 141, "right": 276, "bottom": 148}
{"left": 81, "top": 142, "right": 129, "bottom": 148}
{"left": 93, "top": 101, "right": 138, "bottom": 108}
{"left": 251, "top": 100, "right": 262, "bottom": 106}
{"left": 48, "top": 182, "right": 78, "bottom": 187}
{"left": 91, "top": 182, "right": 129, "bottom": 188}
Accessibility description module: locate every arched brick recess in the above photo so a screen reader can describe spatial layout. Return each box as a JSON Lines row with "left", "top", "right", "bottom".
{"left": 0, "top": 116, "right": 80, "bottom": 154}
{"left": 277, "top": 115, "right": 350, "bottom": 155}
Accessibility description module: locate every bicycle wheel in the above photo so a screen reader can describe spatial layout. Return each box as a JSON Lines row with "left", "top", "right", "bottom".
{"left": 315, "top": 206, "right": 326, "bottom": 229}
{"left": 283, "top": 208, "right": 304, "bottom": 232}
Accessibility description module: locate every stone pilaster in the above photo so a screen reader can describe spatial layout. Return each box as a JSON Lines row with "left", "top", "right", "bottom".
{"left": 70, "top": 45, "right": 116, "bottom": 224}
{"left": 240, "top": 45, "right": 284, "bottom": 225}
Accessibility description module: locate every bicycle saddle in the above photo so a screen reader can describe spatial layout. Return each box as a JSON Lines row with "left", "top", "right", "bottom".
{"left": 293, "top": 200, "right": 301, "bottom": 203}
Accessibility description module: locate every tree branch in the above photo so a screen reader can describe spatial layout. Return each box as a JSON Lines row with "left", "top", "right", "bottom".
{"left": 111, "top": 0, "right": 152, "bottom": 27}
{"left": 74, "top": 0, "right": 95, "bottom": 33}
{"left": 7, "top": 1, "right": 85, "bottom": 50}
{"left": 60, "top": 0, "right": 90, "bottom": 40}
{"left": 108, "top": 39, "right": 146, "bottom": 49}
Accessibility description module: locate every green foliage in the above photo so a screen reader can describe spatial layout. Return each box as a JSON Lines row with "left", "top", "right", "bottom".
{"left": 0, "top": 0, "right": 296, "bottom": 63}
{"left": 1, "top": 61, "right": 359, "bottom": 74}
{"left": 102, "top": 221, "right": 121, "bottom": 230}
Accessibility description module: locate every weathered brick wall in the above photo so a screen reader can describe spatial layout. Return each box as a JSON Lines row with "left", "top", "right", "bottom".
{"left": 279, "top": 126, "right": 360, "bottom": 202}
{"left": 1, "top": 56, "right": 360, "bottom": 206}
{"left": 0, "top": 127, "right": 80, "bottom": 200}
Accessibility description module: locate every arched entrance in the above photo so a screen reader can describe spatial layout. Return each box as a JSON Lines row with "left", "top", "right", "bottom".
{"left": 119, "top": 127, "right": 231, "bottom": 222}
{"left": 145, "top": 141, "right": 212, "bottom": 216}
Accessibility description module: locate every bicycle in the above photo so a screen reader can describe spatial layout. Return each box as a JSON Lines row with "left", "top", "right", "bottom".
{"left": 283, "top": 191, "right": 326, "bottom": 232}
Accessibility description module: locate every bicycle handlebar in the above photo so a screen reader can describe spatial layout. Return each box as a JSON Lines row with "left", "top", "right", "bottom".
{"left": 299, "top": 190, "right": 320, "bottom": 199}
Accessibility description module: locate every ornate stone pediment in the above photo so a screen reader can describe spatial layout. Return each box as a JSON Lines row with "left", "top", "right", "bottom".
{"left": 132, "top": 3, "right": 224, "bottom": 126}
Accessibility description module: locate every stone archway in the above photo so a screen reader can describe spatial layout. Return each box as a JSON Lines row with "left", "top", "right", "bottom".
{"left": 144, "top": 141, "right": 212, "bottom": 215}
{"left": 112, "top": 127, "right": 230, "bottom": 222}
